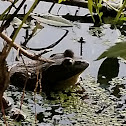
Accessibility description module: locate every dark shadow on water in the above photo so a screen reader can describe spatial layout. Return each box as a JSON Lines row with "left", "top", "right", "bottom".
{"left": 97, "top": 58, "right": 126, "bottom": 98}
{"left": 97, "top": 58, "right": 119, "bottom": 88}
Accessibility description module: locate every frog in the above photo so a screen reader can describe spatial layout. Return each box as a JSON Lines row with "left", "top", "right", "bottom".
{"left": 10, "top": 49, "right": 89, "bottom": 94}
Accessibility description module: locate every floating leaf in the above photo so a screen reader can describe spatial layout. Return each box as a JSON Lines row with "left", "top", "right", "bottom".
{"left": 31, "top": 13, "right": 73, "bottom": 27}
{"left": 97, "top": 42, "right": 126, "bottom": 60}
{"left": 11, "top": 17, "right": 28, "bottom": 28}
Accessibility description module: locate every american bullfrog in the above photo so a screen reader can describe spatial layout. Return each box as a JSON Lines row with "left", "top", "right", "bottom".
{"left": 10, "top": 49, "right": 89, "bottom": 93}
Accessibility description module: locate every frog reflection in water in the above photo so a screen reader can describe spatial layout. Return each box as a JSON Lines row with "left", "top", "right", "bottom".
{"left": 10, "top": 50, "right": 89, "bottom": 93}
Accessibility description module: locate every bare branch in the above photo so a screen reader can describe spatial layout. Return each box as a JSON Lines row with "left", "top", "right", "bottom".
{"left": 0, "top": 32, "right": 54, "bottom": 62}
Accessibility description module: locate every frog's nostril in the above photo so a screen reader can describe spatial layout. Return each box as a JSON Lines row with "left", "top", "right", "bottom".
{"left": 75, "top": 61, "right": 81, "bottom": 65}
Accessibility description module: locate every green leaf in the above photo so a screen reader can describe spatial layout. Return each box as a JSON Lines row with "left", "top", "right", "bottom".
{"left": 99, "top": 12, "right": 103, "bottom": 18}
{"left": 97, "top": 3, "right": 102, "bottom": 8}
{"left": 120, "top": 17, "right": 126, "bottom": 21}
{"left": 58, "top": 0, "right": 63, "bottom": 3}
{"left": 96, "top": 42, "right": 126, "bottom": 60}
{"left": 58, "top": 0, "right": 68, "bottom": 3}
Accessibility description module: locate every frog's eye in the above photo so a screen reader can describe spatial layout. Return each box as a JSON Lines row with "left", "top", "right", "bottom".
{"left": 62, "top": 58, "right": 74, "bottom": 66}
{"left": 64, "top": 49, "right": 74, "bottom": 58}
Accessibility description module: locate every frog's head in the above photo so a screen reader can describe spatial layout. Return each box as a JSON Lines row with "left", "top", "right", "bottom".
{"left": 42, "top": 49, "right": 89, "bottom": 92}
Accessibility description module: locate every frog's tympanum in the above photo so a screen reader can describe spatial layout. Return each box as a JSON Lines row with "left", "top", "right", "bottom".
{"left": 10, "top": 50, "right": 89, "bottom": 93}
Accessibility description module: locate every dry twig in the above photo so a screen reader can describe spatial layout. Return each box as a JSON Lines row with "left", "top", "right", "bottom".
{"left": 0, "top": 32, "right": 54, "bottom": 62}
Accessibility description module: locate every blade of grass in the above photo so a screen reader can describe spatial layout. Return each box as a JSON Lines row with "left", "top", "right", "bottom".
{"left": 5, "top": 0, "right": 39, "bottom": 59}
{"left": 0, "top": 0, "right": 18, "bottom": 20}
{"left": 88, "top": 0, "right": 95, "bottom": 22}
{"left": 114, "top": 0, "right": 126, "bottom": 22}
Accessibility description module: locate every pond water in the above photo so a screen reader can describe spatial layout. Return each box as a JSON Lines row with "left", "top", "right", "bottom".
{"left": 0, "top": 1, "right": 126, "bottom": 126}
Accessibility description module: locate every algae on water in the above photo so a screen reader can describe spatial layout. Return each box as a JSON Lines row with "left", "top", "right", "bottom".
{"left": 1, "top": 75, "right": 126, "bottom": 126}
